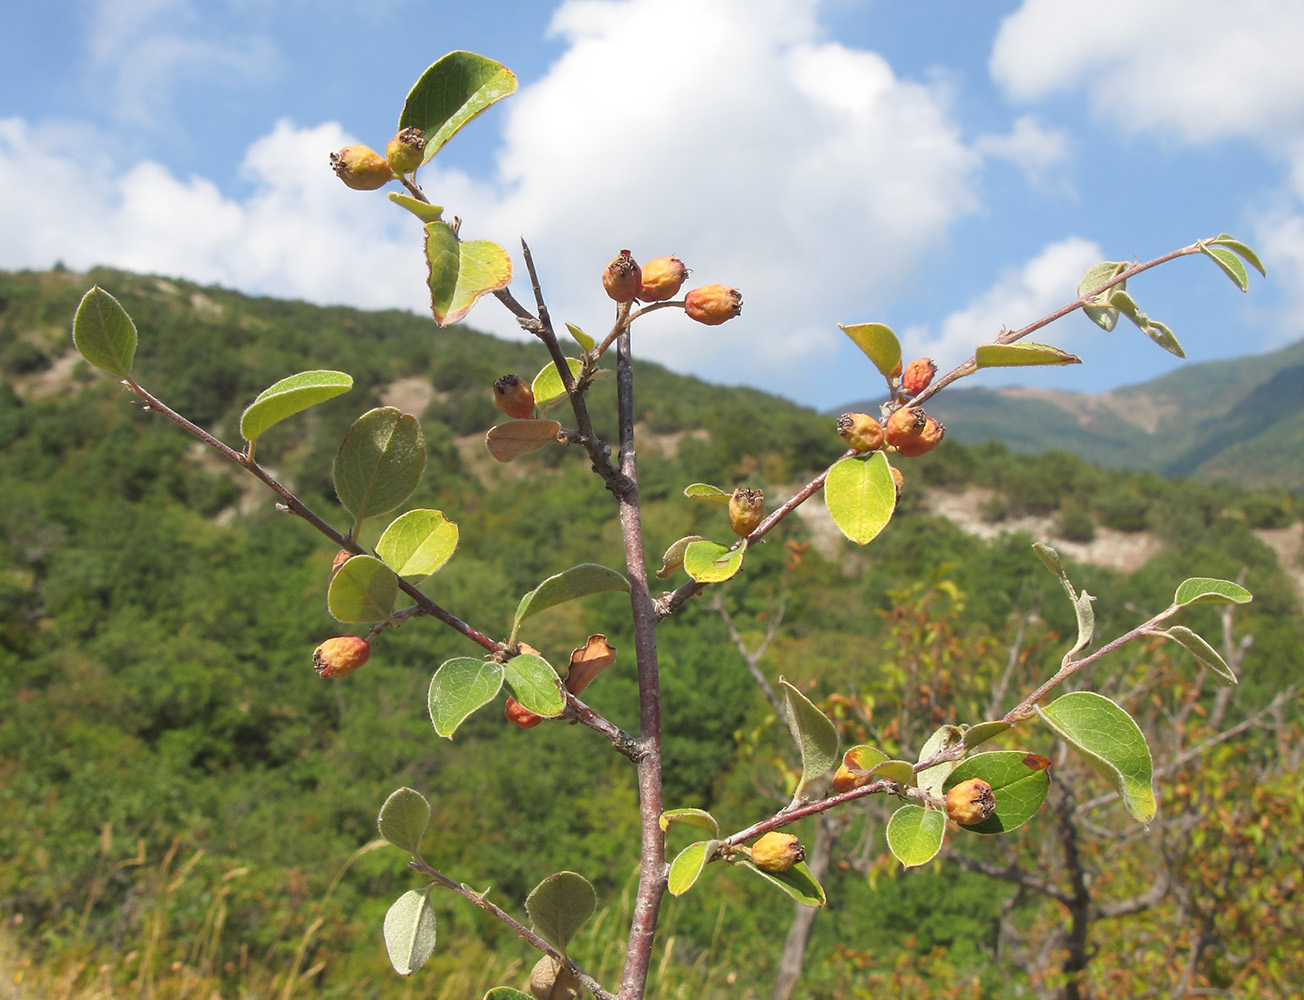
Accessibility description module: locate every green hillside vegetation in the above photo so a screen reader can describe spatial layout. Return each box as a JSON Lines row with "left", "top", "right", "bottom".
{"left": 860, "top": 338, "right": 1304, "bottom": 492}
{"left": 2, "top": 267, "right": 1301, "bottom": 997}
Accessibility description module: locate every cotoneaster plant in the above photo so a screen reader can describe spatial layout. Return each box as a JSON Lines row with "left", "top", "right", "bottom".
{"left": 68, "top": 48, "right": 1267, "bottom": 1000}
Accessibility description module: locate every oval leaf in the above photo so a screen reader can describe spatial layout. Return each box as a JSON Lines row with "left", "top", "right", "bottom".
{"left": 525, "top": 872, "right": 596, "bottom": 953}
{"left": 504, "top": 652, "right": 565, "bottom": 718}
{"left": 1139, "top": 316, "right": 1185, "bottom": 358}
{"left": 867, "top": 760, "right": 917, "bottom": 786}
{"left": 961, "top": 720, "right": 1012, "bottom": 751}
{"left": 428, "top": 657, "right": 505, "bottom": 739}
{"left": 383, "top": 889, "right": 437, "bottom": 975}
{"left": 974, "top": 343, "right": 1082, "bottom": 368}
{"left": 1032, "top": 541, "right": 1065, "bottom": 578}
{"left": 668, "top": 840, "right": 715, "bottom": 897}
{"left": 1210, "top": 234, "right": 1265, "bottom": 277}
{"left": 780, "top": 678, "right": 839, "bottom": 803}
{"left": 885, "top": 805, "right": 945, "bottom": 868}
{"left": 683, "top": 483, "right": 732, "bottom": 506}
{"left": 824, "top": 452, "right": 896, "bottom": 546}
{"left": 334, "top": 407, "right": 426, "bottom": 522}
{"left": 1037, "top": 691, "right": 1155, "bottom": 824}
{"left": 425, "top": 222, "right": 513, "bottom": 326}
{"left": 1200, "top": 242, "right": 1249, "bottom": 292}
{"left": 377, "top": 509, "right": 459, "bottom": 580}
{"left": 839, "top": 322, "right": 901, "bottom": 379}
{"left": 1078, "top": 261, "right": 1128, "bottom": 331}
{"left": 916, "top": 724, "right": 964, "bottom": 798}
{"left": 944, "top": 750, "right": 1052, "bottom": 834}
{"left": 683, "top": 539, "right": 747, "bottom": 584}
{"left": 565, "top": 322, "right": 595, "bottom": 352}
{"left": 400, "top": 52, "right": 518, "bottom": 163}
{"left": 485, "top": 419, "right": 561, "bottom": 462}
{"left": 72, "top": 286, "right": 137, "bottom": 377}
{"left": 656, "top": 535, "right": 707, "bottom": 579}
{"left": 484, "top": 991, "right": 534, "bottom": 1000}
{"left": 741, "top": 858, "right": 826, "bottom": 907}
{"left": 240, "top": 370, "right": 353, "bottom": 443}
{"left": 532, "top": 358, "right": 583, "bottom": 408}
{"left": 659, "top": 808, "right": 720, "bottom": 838}
{"left": 1156, "top": 625, "right": 1237, "bottom": 686}
{"left": 387, "top": 191, "right": 445, "bottom": 222}
{"left": 1173, "top": 577, "right": 1252, "bottom": 607}
{"left": 378, "top": 787, "right": 431, "bottom": 854}
{"left": 327, "top": 554, "right": 398, "bottom": 623}
{"left": 513, "top": 564, "right": 630, "bottom": 635}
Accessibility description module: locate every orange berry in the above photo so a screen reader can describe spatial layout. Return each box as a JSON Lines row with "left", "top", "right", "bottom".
{"left": 637, "top": 256, "right": 690, "bottom": 301}
{"left": 505, "top": 695, "right": 543, "bottom": 729}
{"left": 603, "top": 250, "right": 642, "bottom": 303}
{"left": 884, "top": 406, "right": 927, "bottom": 449}
{"left": 313, "top": 636, "right": 371, "bottom": 678}
{"left": 329, "top": 145, "right": 395, "bottom": 191}
{"left": 836, "top": 412, "right": 884, "bottom": 453}
{"left": 902, "top": 358, "right": 937, "bottom": 396}
{"left": 895, "top": 416, "right": 945, "bottom": 457}
{"left": 684, "top": 284, "right": 742, "bottom": 325}
{"left": 492, "top": 374, "right": 536, "bottom": 419}
{"left": 945, "top": 778, "right": 996, "bottom": 826}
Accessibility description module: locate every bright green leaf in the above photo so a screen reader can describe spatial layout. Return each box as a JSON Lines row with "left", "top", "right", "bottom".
{"left": 71, "top": 286, "right": 137, "bottom": 377}
{"left": 885, "top": 805, "right": 945, "bottom": 868}
{"left": 532, "top": 358, "right": 583, "bottom": 408}
{"left": 565, "top": 322, "right": 595, "bottom": 352}
{"left": 659, "top": 808, "right": 720, "bottom": 837}
{"left": 740, "top": 858, "right": 826, "bottom": 908}
{"left": 513, "top": 564, "right": 630, "bottom": 639}
{"left": 428, "top": 657, "right": 505, "bottom": 739}
{"left": 400, "top": 52, "right": 518, "bottom": 163}
{"left": 387, "top": 192, "right": 445, "bottom": 222}
{"left": 668, "top": 841, "right": 715, "bottom": 897}
{"left": 683, "top": 483, "right": 732, "bottom": 506}
{"left": 824, "top": 452, "right": 896, "bottom": 545}
{"left": 485, "top": 419, "right": 561, "bottom": 462}
{"left": 839, "top": 322, "right": 901, "bottom": 379}
{"left": 1210, "top": 234, "right": 1265, "bottom": 277}
{"left": 1174, "top": 577, "right": 1253, "bottom": 607}
{"left": 378, "top": 787, "right": 430, "bottom": 854}
{"left": 377, "top": 509, "right": 459, "bottom": 580}
{"left": 333, "top": 407, "right": 426, "bottom": 523}
{"left": 1078, "top": 261, "right": 1128, "bottom": 331}
{"left": 683, "top": 539, "right": 747, "bottom": 583}
{"left": 327, "top": 554, "right": 398, "bottom": 623}
{"left": 655, "top": 535, "right": 707, "bottom": 579}
{"left": 780, "top": 678, "right": 839, "bottom": 803}
{"left": 944, "top": 751, "right": 1052, "bottom": 834}
{"left": 1037, "top": 691, "right": 1155, "bottom": 824}
{"left": 383, "top": 889, "right": 437, "bottom": 975}
{"left": 504, "top": 652, "right": 565, "bottom": 718}
{"left": 1200, "top": 243, "right": 1249, "bottom": 292}
{"left": 974, "top": 343, "right": 1081, "bottom": 368}
{"left": 916, "top": 725, "right": 964, "bottom": 798}
{"left": 1157, "top": 625, "right": 1237, "bottom": 686}
{"left": 425, "top": 222, "right": 513, "bottom": 326}
{"left": 240, "top": 370, "right": 353, "bottom": 443}
{"left": 525, "top": 872, "right": 596, "bottom": 954}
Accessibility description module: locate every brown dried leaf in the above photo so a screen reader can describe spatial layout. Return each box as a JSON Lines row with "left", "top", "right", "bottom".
{"left": 484, "top": 419, "right": 562, "bottom": 462}
{"left": 565, "top": 634, "right": 617, "bottom": 695}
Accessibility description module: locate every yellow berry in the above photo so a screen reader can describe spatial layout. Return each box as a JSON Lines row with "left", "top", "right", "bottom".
{"left": 638, "top": 255, "right": 690, "bottom": 301}
{"left": 945, "top": 778, "right": 996, "bottom": 826}
{"left": 750, "top": 831, "right": 805, "bottom": 872}
{"left": 836, "top": 412, "right": 884, "bottom": 453}
{"left": 728, "top": 487, "right": 765, "bottom": 538}
{"left": 385, "top": 127, "right": 426, "bottom": 175}
{"left": 329, "top": 145, "right": 395, "bottom": 191}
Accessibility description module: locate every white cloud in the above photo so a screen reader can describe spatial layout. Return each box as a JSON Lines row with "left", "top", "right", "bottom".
{"left": 974, "top": 115, "right": 1071, "bottom": 188}
{"left": 903, "top": 236, "right": 1104, "bottom": 364}
{"left": 992, "top": 0, "right": 1304, "bottom": 149}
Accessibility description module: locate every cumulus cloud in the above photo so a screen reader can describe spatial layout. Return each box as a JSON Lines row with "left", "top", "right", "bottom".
{"left": 974, "top": 115, "right": 1071, "bottom": 188}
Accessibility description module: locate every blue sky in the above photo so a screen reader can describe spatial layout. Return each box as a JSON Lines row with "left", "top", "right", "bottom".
{"left": 4, "top": 0, "right": 1303, "bottom": 411}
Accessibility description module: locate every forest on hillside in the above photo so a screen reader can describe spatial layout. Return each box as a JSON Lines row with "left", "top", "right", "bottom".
{"left": 1, "top": 267, "right": 1301, "bottom": 998}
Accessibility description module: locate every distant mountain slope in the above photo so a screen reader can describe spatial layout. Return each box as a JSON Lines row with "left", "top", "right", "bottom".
{"left": 844, "top": 339, "right": 1304, "bottom": 491}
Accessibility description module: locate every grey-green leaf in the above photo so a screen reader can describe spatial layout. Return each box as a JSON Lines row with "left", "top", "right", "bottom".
{"left": 1032, "top": 542, "right": 1065, "bottom": 578}
{"left": 1157, "top": 625, "right": 1237, "bottom": 686}
{"left": 513, "top": 564, "right": 630, "bottom": 638}
{"left": 72, "top": 286, "right": 137, "bottom": 377}
{"left": 400, "top": 52, "right": 518, "bottom": 163}
{"left": 1200, "top": 242, "right": 1249, "bottom": 292}
{"left": 378, "top": 787, "right": 431, "bottom": 854}
{"left": 1210, "top": 234, "right": 1265, "bottom": 277}
{"left": 525, "top": 871, "right": 596, "bottom": 954}
{"left": 1037, "top": 691, "right": 1155, "bottom": 824}
{"left": 741, "top": 858, "right": 826, "bottom": 907}
{"left": 780, "top": 678, "right": 839, "bottom": 803}
{"left": 1173, "top": 577, "right": 1253, "bottom": 607}
{"left": 383, "top": 889, "right": 437, "bottom": 975}
{"left": 1068, "top": 589, "right": 1095, "bottom": 659}
{"left": 668, "top": 840, "right": 716, "bottom": 897}
{"left": 428, "top": 657, "right": 505, "bottom": 739}
{"left": 377, "top": 509, "right": 459, "bottom": 580}
{"left": 327, "top": 554, "right": 398, "bottom": 623}
{"left": 1078, "top": 261, "right": 1128, "bottom": 331}
{"left": 916, "top": 724, "right": 964, "bottom": 798}
{"left": 334, "top": 407, "right": 426, "bottom": 523}
{"left": 504, "top": 652, "right": 565, "bottom": 718}
{"left": 885, "top": 805, "right": 945, "bottom": 868}
{"left": 240, "top": 370, "right": 353, "bottom": 444}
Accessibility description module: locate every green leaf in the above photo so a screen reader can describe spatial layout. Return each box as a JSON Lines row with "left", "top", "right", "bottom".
{"left": 1037, "top": 691, "right": 1155, "bottom": 824}
{"left": 1078, "top": 261, "right": 1128, "bottom": 331}
{"left": 740, "top": 858, "right": 826, "bottom": 908}
{"left": 683, "top": 483, "right": 732, "bottom": 506}
{"left": 565, "top": 322, "right": 595, "bottom": 352}
{"left": 483, "top": 991, "right": 534, "bottom": 1000}
{"left": 387, "top": 192, "right": 444, "bottom": 222}
{"left": 327, "top": 554, "right": 398, "bottom": 623}
{"left": 833, "top": 744, "right": 890, "bottom": 791}
{"left": 425, "top": 222, "right": 513, "bottom": 327}
{"left": 72, "top": 286, "right": 137, "bottom": 377}
{"left": 885, "top": 805, "right": 945, "bottom": 868}
{"left": 961, "top": 720, "right": 1012, "bottom": 751}
{"left": 1210, "top": 234, "right": 1265, "bottom": 277}
{"left": 400, "top": 52, "right": 518, "bottom": 164}
{"left": 655, "top": 535, "right": 707, "bottom": 579}
{"left": 504, "top": 652, "right": 565, "bottom": 718}
{"left": 1140, "top": 316, "right": 1185, "bottom": 358}
{"left": 525, "top": 872, "right": 596, "bottom": 954}
{"left": 240, "top": 370, "right": 353, "bottom": 443}
{"left": 378, "top": 787, "right": 430, "bottom": 854}
{"left": 659, "top": 808, "right": 720, "bottom": 838}
{"left": 377, "top": 509, "right": 459, "bottom": 580}
{"left": 1199, "top": 242, "right": 1249, "bottom": 292}
{"left": 824, "top": 452, "right": 896, "bottom": 545}
{"left": 1174, "top": 577, "right": 1253, "bottom": 607}
{"left": 383, "top": 889, "right": 437, "bottom": 975}
{"left": 683, "top": 539, "right": 747, "bottom": 583}
{"left": 513, "top": 564, "right": 630, "bottom": 639}
{"left": 974, "top": 343, "right": 1081, "bottom": 368}
{"left": 1156, "top": 626, "right": 1237, "bottom": 686}
{"left": 333, "top": 407, "right": 426, "bottom": 523}
{"left": 1068, "top": 589, "right": 1095, "bottom": 659}
{"left": 1032, "top": 542, "right": 1065, "bottom": 577}
{"left": 866, "top": 760, "right": 917, "bottom": 786}
{"left": 780, "top": 678, "right": 839, "bottom": 803}
{"left": 532, "top": 358, "right": 583, "bottom": 408}
{"left": 668, "top": 840, "right": 716, "bottom": 897}
{"left": 485, "top": 419, "right": 561, "bottom": 462}
{"left": 944, "top": 751, "right": 1052, "bottom": 834}
{"left": 916, "top": 724, "right": 964, "bottom": 798}
{"left": 839, "top": 322, "right": 901, "bottom": 379}
{"left": 428, "top": 657, "right": 505, "bottom": 739}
